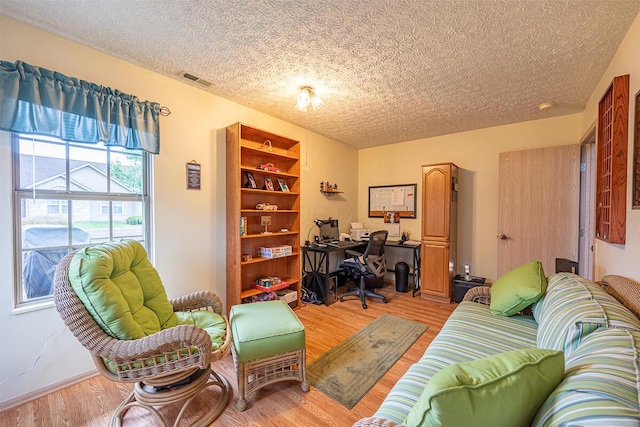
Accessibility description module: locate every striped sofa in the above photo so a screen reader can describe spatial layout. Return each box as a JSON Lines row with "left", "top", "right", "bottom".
{"left": 355, "top": 273, "right": 640, "bottom": 427}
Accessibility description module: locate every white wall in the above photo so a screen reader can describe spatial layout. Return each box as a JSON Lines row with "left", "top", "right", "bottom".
{"left": 0, "top": 15, "right": 358, "bottom": 407}
{"left": 579, "top": 13, "right": 640, "bottom": 280}
{"left": 358, "top": 115, "right": 583, "bottom": 282}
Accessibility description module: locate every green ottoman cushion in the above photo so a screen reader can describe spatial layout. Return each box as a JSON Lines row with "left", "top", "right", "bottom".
{"left": 230, "top": 300, "right": 305, "bottom": 363}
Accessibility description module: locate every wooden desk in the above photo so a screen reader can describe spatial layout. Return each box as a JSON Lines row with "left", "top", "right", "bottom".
{"left": 301, "top": 242, "right": 366, "bottom": 306}
{"left": 301, "top": 240, "right": 422, "bottom": 304}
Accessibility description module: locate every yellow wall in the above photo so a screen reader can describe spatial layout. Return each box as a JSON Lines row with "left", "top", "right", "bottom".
{"left": 578, "top": 13, "right": 640, "bottom": 279}
{"left": 358, "top": 114, "right": 582, "bottom": 281}
{"left": 0, "top": 15, "right": 358, "bottom": 407}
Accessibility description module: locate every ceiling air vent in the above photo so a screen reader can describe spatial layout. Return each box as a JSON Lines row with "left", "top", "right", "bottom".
{"left": 179, "top": 71, "right": 212, "bottom": 87}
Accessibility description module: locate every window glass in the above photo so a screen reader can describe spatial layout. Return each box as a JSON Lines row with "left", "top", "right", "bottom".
{"left": 13, "top": 134, "right": 150, "bottom": 307}
{"left": 68, "top": 144, "right": 108, "bottom": 193}
{"left": 110, "top": 147, "right": 143, "bottom": 195}
{"left": 17, "top": 137, "right": 67, "bottom": 190}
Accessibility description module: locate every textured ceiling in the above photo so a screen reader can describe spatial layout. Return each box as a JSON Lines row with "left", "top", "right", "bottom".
{"left": 1, "top": 1, "right": 639, "bottom": 149}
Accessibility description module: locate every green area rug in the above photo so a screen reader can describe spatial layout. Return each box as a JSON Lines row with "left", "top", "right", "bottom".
{"left": 307, "top": 313, "right": 429, "bottom": 409}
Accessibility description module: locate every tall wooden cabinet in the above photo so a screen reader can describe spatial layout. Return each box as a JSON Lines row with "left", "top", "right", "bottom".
{"left": 226, "top": 123, "right": 301, "bottom": 311}
{"left": 420, "top": 163, "right": 458, "bottom": 302}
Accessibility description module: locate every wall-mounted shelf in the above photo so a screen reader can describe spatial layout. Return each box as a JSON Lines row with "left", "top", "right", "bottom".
{"left": 320, "top": 189, "right": 343, "bottom": 196}
{"left": 320, "top": 182, "right": 342, "bottom": 196}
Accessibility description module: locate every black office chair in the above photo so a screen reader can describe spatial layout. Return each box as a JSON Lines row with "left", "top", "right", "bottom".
{"left": 339, "top": 230, "right": 389, "bottom": 309}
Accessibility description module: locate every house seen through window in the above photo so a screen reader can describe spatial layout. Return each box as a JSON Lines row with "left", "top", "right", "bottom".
{"left": 13, "top": 133, "right": 150, "bottom": 307}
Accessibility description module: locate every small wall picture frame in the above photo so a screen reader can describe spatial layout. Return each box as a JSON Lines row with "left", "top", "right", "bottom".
{"left": 277, "top": 178, "right": 289, "bottom": 192}
{"left": 186, "top": 161, "right": 201, "bottom": 190}
{"left": 244, "top": 171, "right": 257, "bottom": 189}
{"left": 263, "top": 177, "right": 275, "bottom": 191}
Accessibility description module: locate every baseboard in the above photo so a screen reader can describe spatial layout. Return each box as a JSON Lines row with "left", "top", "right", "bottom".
{"left": 0, "top": 369, "right": 98, "bottom": 412}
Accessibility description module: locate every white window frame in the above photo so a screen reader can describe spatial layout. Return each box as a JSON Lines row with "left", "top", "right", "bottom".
{"left": 12, "top": 133, "right": 152, "bottom": 309}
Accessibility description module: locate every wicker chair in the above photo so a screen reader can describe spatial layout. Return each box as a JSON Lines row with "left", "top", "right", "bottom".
{"left": 53, "top": 249, "right": 232, "bottom": 427}
{"left": 462, "top": 285, "right": 492, "bottom": 305}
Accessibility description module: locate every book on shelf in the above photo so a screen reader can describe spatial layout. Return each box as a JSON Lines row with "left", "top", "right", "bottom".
{"left": 240, "top": 216, "right": 247, "bottom": 236}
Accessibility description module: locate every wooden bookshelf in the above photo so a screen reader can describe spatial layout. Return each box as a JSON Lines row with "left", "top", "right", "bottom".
{"left": 226, "top": 123, "right": 301, "bottom": 311}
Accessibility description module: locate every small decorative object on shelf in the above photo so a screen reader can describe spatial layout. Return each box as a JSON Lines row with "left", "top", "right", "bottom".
{"left": 257, "top": 162, "right": 280, "bottom": 172}
{"left": 260, "top": 215, "right": 272, "bottom": 234}
{"left": 242, "top": 254, "right": 253, "bottom": 262}
{"left": 244, "top": 171, "right": 258, "bottom": 189}
{"left": 277, "top": 178, "right": 289, "bottom": 192}
{"left": 400, "top": 230, "right": 411, "bottom": 244}
{"left": 259, "top": 140, "right": 274, "bottom": 152}
{"left": 263, "top": 177, "right": 275, "bottom": 191}
{"left": 256, "top": 203, "right": 278, "bottom": 210}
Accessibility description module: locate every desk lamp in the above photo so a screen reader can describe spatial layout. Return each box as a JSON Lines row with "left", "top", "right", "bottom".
{"left": 305, "top": 218, "right": 331, "bottom": 246}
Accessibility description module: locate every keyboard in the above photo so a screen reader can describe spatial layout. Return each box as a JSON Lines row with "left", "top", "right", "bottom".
{"left": 325, "top": 240, "right": 356, "bottom": 248}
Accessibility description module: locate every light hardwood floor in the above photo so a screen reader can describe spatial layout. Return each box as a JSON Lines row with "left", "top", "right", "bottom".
{"left": 0, "top": 284, "right": 457, "bottom": 426}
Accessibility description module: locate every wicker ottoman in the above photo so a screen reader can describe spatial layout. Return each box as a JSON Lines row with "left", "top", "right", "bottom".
{"left": 230, "top": 300, "right": 309, "bottom": 411}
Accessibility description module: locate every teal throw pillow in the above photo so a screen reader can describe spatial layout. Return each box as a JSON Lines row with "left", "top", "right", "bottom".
{"left": 491, "top": 261, "right": 547, "bottom": 316}
{"left": 404, "top": 348, "right": 564, "bottom": 427}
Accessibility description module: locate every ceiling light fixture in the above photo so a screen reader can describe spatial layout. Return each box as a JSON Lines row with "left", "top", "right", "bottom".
{"left": 538, "top": 102, "right": 554, "bottom": 110}
{"left": 295, "top": 86, "right": 324, "bottom": 112}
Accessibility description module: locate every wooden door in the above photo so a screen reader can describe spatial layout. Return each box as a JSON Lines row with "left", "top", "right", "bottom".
{"left": 497, "top": 145, "right": 580, "bottom": 277}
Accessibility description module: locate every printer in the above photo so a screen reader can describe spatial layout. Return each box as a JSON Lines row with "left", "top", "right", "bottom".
{"left": 350, "top": 222, "right": 371, "bottom": 241}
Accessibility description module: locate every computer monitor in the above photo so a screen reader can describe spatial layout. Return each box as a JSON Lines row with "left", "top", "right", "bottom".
{"left": 319, "top": 218, "right": 339, "bottom": 242}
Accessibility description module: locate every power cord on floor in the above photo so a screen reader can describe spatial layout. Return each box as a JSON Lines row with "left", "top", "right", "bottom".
{"left": 0, "top": 320, "right": 65, "bottom": 386}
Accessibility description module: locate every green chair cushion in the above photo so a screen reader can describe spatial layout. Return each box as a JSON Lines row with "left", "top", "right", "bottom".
{"left": 404, "top": 348, "right": 565, "bottom": 427}
{"left": 106, "top": 311, "right": 227, "bottom": 373}
{"left": 491, "top": 261, "right": 547, "bottom": 316}
{"left": 175, "top": 310, "right": 227, "bottom": 351}
{"left": 69, "top": 240, "right": 178, "bottom": 340}
{"left": 230, "top": 300, "right": 305, "bottom": 363}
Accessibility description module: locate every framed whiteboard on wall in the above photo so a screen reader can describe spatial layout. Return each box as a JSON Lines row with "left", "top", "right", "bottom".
{"left": 368, "top": 184, "right": 417, "bottom": 218}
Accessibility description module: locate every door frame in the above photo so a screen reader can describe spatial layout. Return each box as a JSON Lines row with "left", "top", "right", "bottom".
{"left": 579, "top": 124, "right": 596, "bottom": 280}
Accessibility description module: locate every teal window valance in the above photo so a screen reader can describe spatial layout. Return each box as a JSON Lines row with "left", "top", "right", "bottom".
{"left": 0, "top": 60, "right": 163, "bottom": 154}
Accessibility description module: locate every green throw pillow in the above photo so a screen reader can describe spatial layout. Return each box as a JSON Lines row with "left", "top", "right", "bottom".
{"left": 490, "top": 261, "right": 547, "bottom": 316}
{"left": 404, "top": 349, "right": 564, "bottom": 427}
